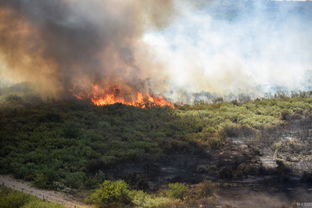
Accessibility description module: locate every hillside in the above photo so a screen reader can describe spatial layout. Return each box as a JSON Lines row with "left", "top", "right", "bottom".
{"left": 1, "top": 95, "right": 312, "bottom": 207}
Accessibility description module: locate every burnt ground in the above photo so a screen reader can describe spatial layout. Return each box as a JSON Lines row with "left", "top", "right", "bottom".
{"left": 103, "top": 114, "right": 312, "bottom": 200}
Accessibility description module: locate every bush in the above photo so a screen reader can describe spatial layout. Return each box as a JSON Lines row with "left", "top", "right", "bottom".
{"left": 21, "top": 200, "right": 65, "bottom": 208}
{"left": 207, "top": 137, "right": 224, "bottom": 149}
{"left": 196, "top": 181, "right": 217, "bottom": 198}
{"left": 220, "top": 123, "right": 241, "bottom": 138}
{"left": 33, "top": 169, "right": 57, "bottom": 189}
{"left": 164, "top": 183, "right": 189, "bottom": 200}
{"left": 63, "top": 121, "right": 81, "bottom": 138}
{"left": 130, "top": 191, "right": 173, "bottom": 208}
{"left": 0, "top": 190, "right": 31, "bottom": 208}
{"left": 86, "top": 180, "right": 132, "bottom": 208}
{"left": 280, "top": 110, "right": 291, "bottom": 121}
{"left": 220, "top": 124, "right": 255, "bottom": 139}
{"left": 0, "top": 186, "right": 65, "bottom": 208}
{"left": 64, "top": 172, "right": 85, "bottom": 189}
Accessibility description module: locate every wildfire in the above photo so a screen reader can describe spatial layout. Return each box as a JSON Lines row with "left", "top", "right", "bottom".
{"left": 75, "top": 84, "right": 174, "bottom": 108}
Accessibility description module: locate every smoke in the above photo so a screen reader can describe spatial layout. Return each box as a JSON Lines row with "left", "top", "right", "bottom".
{"left": 0, "top": 0, "right": 175, "bottom": 98}
{"left": 144, "top": 0, "right": 312, "bottom": 102}
{"left": 0, "top": 0, "right": 312, "bottom": 102}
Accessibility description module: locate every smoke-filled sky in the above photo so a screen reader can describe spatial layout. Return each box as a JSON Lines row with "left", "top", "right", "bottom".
{"left": 0, "top": 0, "right": 312, "bottom": 101}
{"left": 144, "top": 0, "right": 312, "bottom": 100}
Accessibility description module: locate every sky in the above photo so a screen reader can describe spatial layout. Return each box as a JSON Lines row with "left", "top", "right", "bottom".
{"left": 0, "top": 0, "right": 311, "bottom": 102}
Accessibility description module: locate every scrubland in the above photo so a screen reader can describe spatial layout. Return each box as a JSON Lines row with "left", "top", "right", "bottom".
{"left": 1, "top": 92, "right": 312, "bottom": 207}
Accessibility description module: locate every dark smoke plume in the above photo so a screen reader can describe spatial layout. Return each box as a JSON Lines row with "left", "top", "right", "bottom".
{"left": 0, "top": 0, "right": 175, "bottom": 98}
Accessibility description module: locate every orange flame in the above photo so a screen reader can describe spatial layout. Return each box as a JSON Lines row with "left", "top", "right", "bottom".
{"left": 76, "top": 84, "right": 174, "bottom": 108}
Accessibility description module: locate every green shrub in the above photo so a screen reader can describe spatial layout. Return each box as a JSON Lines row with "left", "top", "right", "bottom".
{"left": 0, "top": 186, "right": 65, "bottom": 208}
{"left": 64, "top": 172, "right": 85, "bottom": 189}
{"left": 33, "top": 170, "right": 56, "bottom": 189}
{"left": 164, "top": 183, "right": 189, "bottom": 200}
{"left": 0, "top": 190, "right": 31, "bottom": 208}
{"left": 21, "top": 200, "right": 65, "bottom": 208}
{"left": 220, "top": 123, "right": 255, "bottom": 139}
{"left": 86, "top": 180, "right": 132, "bottom": 208}
{"left": 63, "top": 121, "right": 81, "bottom": 138}
{"left": 130, "top": 191, "right": 173, "bottom": 208}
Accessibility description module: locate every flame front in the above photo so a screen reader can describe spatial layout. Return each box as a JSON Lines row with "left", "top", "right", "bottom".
{"left": 76, "top": 84, "right": 174, "bottom": 108}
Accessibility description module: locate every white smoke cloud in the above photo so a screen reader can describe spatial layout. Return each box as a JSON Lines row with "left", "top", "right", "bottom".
{"left": 144, "top": 0, "right": 312, "bottom": 101}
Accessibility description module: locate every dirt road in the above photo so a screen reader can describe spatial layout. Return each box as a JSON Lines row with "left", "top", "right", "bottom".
{"left": 0, "top": 175, "right": 89, "bottom": 208}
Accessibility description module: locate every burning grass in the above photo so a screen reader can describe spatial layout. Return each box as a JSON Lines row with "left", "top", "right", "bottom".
{"left": 73, "top": 84, "right": 174, "bottom": 108}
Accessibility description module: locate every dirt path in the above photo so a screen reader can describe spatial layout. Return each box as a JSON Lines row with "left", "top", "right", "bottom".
{"left": 0, "top": 175, "right": 90, "bottom": 208}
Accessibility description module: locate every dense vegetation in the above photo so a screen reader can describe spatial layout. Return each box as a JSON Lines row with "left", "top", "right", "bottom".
{"left": 0, "top": 186, "right": 65, "bottom": 208}
{"left": 1, "top": 93, "right": 312, "bottom": 192}
{"left": 0, "top": 100, "right": 199, "bottom": 190}
{"left": 85, "top": 180, "right": 217, "bottom": 208}
{"left": 179, "top": 96, "right": 312, "bottom": 141}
